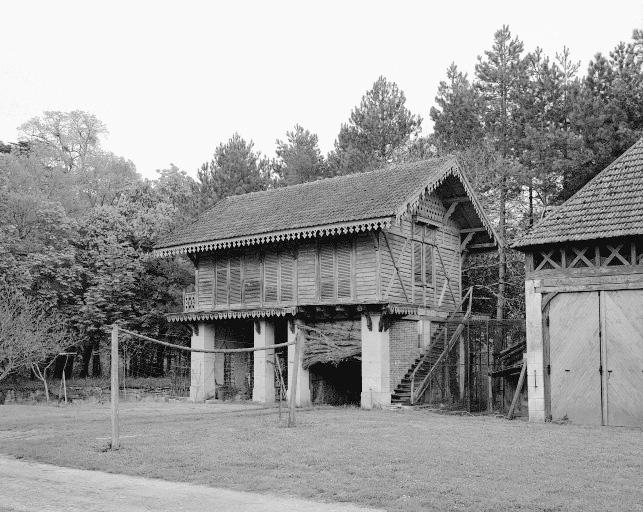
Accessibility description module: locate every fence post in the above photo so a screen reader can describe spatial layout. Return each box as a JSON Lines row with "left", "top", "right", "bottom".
{"left": 111, "top": 325, "right": 120, "bottom": 450}
{"left": 288, "top": 330, "right": 301, "bottom": 427}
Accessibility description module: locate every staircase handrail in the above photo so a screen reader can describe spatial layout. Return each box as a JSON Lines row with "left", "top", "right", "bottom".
{"left": 410, "top": 286, "right": 474, "bottom": 404}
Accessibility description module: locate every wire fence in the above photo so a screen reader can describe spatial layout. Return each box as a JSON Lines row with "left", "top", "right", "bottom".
{"left": 420, "top": 319, "right": 526, "bottom": 413}
{"left": 108, "top": 325, "right": 303, "bottom": 450}
{"left": 118, "top": 332, "right": 192, "bottom": 399}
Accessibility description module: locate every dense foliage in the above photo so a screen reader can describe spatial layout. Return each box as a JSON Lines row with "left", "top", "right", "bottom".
{"left": 1, "top": 27, "right": 642, "bottom": 376}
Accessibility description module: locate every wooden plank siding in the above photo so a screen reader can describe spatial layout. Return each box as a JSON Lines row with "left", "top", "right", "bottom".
{"left": 194, "top": 235, "right": 378, "bottom": 310}
{"left": 192, "top": 192, "right": 463, "bottom": 312}
{"left": 379, "top": 193, "right": 462, "bottom": 310}
{"left": 296, "top": 242, "right": 317, "bottom": 304}
{"left": 355, "top": 232, "right": 378, "bottom": 300}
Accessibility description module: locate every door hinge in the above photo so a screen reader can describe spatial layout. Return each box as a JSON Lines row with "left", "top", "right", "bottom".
{"left": 599, "top": 364, "right": 603, "bottom": 375}
{"left": 546, "top": 364, "right": 551, "bottom": 375}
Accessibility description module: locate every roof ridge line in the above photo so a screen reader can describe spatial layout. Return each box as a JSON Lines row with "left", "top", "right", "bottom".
{"left": 225, "top": 155, "right": 454, "bottom": 200}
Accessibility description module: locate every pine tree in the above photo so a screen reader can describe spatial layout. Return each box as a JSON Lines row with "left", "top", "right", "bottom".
{"left": 275, "top": 125, "right": 328, "bottom": 185}
{"left": 566, "top": 31, "right": 643, "bottom": 197}
{"left": 330, "top": 76, "right": 422, "bottom": 174}
{"left": 430, "top": 64, "right": 483, "bottom": 153}
{"left": 519, "top": 47, "right": 586, "bottom": 223}
{"left": 475, "top": 25, "right": 527, "bottom": 320}
{"left": 197, "top": 133, "right": 271, "bottom": 206}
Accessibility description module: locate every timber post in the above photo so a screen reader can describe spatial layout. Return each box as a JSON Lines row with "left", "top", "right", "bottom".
{"left": 506, "top": 355, "right": 528, "bottom": 420}
{"left": 288, "top": 330, "right": 302, "bottom": 427}
{"left": 111, "top": 324, "right": 120, "bottom": 450}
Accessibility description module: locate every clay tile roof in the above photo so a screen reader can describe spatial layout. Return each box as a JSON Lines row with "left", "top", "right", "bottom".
{"left": 155, "top": 156, "right": 496, "bottom": 255}
{"left": 514, "top": 137, "right": 643, "bottom": 249}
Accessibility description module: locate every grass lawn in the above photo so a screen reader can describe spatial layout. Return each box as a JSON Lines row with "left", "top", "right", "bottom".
{"left": 0, "top": 402, "right": 641, "bottom": 512}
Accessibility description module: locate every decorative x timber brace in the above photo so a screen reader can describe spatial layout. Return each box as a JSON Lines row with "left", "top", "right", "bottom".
{"left": 382, "top": 230, "right": 410, "bottom": 302}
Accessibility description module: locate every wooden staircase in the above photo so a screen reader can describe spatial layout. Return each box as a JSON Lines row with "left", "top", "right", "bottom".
{"left": 391, "top": 287, "right": 473, "bottom": 406}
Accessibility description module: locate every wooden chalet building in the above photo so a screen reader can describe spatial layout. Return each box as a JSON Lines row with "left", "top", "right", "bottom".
{"left": 154, "top": 156, "right": 500, "bottom": 408}
{"left": 514, "top": 138, "right": 643, "bottom": 427}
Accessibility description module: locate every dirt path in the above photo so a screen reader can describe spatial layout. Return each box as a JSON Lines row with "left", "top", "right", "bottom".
{"left": 0, "top": 455, "right": 380, "bottom": 512}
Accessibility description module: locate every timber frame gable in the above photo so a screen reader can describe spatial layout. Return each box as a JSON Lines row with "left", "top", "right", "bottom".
{"left": 393, "top": 160, "right": 499, "bottom": 249}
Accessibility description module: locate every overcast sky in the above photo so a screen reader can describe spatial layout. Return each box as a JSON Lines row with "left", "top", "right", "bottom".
{"left": 1, "top": 0, "right": 642, "bottom": 179}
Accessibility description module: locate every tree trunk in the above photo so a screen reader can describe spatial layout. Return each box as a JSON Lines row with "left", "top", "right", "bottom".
{"left": 496, "top": 178, "right": 507, "bottom": 320}
{"left": 528, "top": 183, "right": 534, "bottom": 227}
{"left": 155, "top": 345, "right": 165, "bottom": 377}
{"left": 91, "top": 338, "right": 101, "bottom": 377}
{"left": 43, "top": 377, "right": 49, "bottom": 403}
{"left": 80, "top": 345, "right": 92, "bottom": 378}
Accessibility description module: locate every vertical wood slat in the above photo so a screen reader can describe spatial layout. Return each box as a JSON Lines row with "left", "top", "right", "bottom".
{"left": 263, "top": 251, "right": 279, "bottom": 303}
{"left": 413, "top": 241, "right": 423, "bottom": 290}
{"left": 319, "top": 242, "right": 336, "bottom": 301}
{"left": 354, "top": 234, "right": 375, "bottom": 299}
{"left": 424, "top": 243, "right": 433, "bottom": 287}
{"left": 337, "top": 239, "right": 352, "bottom": 299}
{"left": 350, "top": 239, "right": 357, "bottom": 301}
{"left": 215, "top": 259, "right": 229, "bottom": 306}
{"left": 296, "top": 243, "right": 316, "bottom": 303}
{"left": 281, "top": 252, "right": 295, "bottom": 303}
{"left": 561, "top": 247, "right": 566, "bottom": 269}
{"left": 197, "top": 257, "right": 215, "bottom": 309}
{"left": 195, "top": 267, "right": 200, "bottom": 307}
{"left": 375, "top": 232, "right": 381, "bottom": 301}
{"left": 242, "top": 253, "right": 261, "bottom": 305}
{"left": 525, "top": 252, "right": 534, "bottom": 274}
{"left": 229, "top": 256, "right": 242, "bottom": 305}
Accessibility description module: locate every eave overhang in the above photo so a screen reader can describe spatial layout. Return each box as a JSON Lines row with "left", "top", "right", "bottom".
{"left": 167, "top": 307, "right": 299, "bottom": 323}
{"left": 153, "top": 217, "right": 392, "bottom": 258}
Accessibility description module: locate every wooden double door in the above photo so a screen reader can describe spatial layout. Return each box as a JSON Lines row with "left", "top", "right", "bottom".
{"left": 547, "top": 290, "right": 643, "bottom": 427}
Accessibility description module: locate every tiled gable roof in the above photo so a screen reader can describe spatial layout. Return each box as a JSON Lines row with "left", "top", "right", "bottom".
{"left": 155, "top": 156, "right": 496, "bottom": 255}
{"left": 514, "top": 138, "right": 643, "bottom": 249}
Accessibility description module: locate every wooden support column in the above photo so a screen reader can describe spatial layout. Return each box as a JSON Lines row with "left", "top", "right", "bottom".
{"left": 287, "top": 320, "right": 311, "bottom": 407}
{"left": 253, "top": 320, "right": 276, "bottom": 404}
{"left": 525, "top": 279, "right": 546, "bottom": 422}
{"left": 360, "top": 313, "right": 391, "bottom": 409}
{"left": 190, "top": 323, "right": 216, "bottom": 402}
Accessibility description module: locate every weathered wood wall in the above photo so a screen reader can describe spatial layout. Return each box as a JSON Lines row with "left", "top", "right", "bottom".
{"left": 192, "top": 192, "right": 462, "bottom": 312}
{"left": 525, "top": 239, "right": 643, "bottom": 294}
{"left": 194, "top": 234, "right": 378, "bottom": 310}
{"left": 380, "top": 194, "right": 462, "bottom": 310}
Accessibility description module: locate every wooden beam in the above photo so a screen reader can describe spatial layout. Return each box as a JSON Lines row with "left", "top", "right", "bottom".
{"left": 110, "top": 325, "right": 120, "bottom": 450}
{"left": 468, "top": 242, "right": 497, "bottom": 250}
{"left": 443, "top": 196, "right": 469, "bottom": 204}
{"left": 536, "top": 282, "right": 643, "bottom": 294}
{"left": 527, "top": 264, "right": 643, "bottom": 279}
{"left": 415, "top": 215, "right": 442, "bottom": 229}
{"left": 536, "top": 271, "right": 643, "bottom": 287}
{"left": 436, "top": 281, "right": 448, "bottom": 307}
{"left": 442, "top": 202, "right": 457, "bottom": 223}
{"left": 287, "top": 330, "right": 302, "bottom": 427}
{"left": 460, "top": 232, "right": 475, "bottom": 253}
{"left": 382, "top": 230, "right": 410, "bottom": 302}
{"left": 460, "top": 227, "right": 487, "bottom": 233}
{"left": 506, "top": 356, "right": 527, "bottom": 420}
